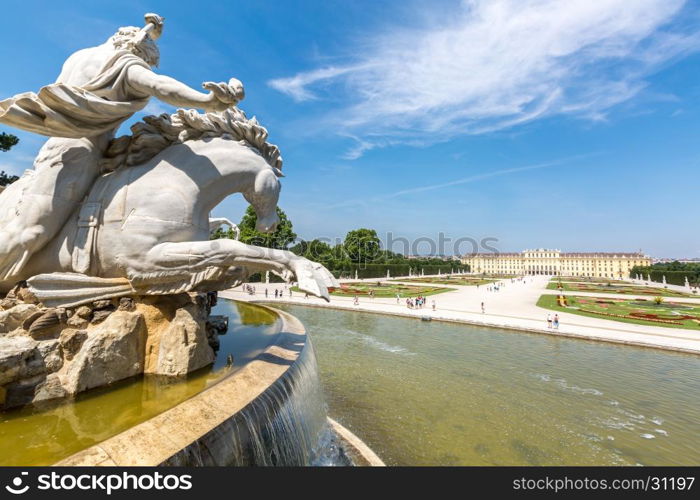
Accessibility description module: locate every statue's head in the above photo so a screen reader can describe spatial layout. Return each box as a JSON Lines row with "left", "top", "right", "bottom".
{"left": 109, "top": 26, "right": 160, "bottom": 67}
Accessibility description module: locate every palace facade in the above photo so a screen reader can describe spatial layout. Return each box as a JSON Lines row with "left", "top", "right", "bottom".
{"left": 461, "top": 249, "right": 651, "bottom": 278}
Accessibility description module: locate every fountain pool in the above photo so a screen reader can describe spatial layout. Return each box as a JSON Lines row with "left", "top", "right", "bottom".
{"left": 273, "top": 303, "right": 700, "bottom": 466}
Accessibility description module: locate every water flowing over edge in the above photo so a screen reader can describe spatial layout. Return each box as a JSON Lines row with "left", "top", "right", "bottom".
{"left": 184, "top": 338, "right": 350, "bottom": 466}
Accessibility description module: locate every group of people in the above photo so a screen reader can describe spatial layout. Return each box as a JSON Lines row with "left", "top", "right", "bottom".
{"left": 243, "top": 284, "right": 293, "bottom": 299}
{"left": 406, "top": 296, "right": 435, "bottom": 311}
{"left": 547, "top": 313, "right": 560, "bottom": 329}
{"left": 264, "top": 287, "right": 292, "bottom": 299}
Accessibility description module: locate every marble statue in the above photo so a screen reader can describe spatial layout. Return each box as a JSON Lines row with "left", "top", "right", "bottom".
{"left": 0, "top": 13, "right": 337, "bottom": 307}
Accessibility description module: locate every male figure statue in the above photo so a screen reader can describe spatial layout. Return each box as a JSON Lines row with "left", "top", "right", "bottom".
{"left": 0, "top": 13, "right": 243, "bottom": 280}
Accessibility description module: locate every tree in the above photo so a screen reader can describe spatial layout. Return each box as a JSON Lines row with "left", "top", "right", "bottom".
{"left": 0, "top": 171, "right": 20, "bottom": 187}
{"left": 0, "top": 132, "right": 19, "bottom": 152}
{"left": 291, "top": 239, "right": 332, "bottom": 259}
{"left": 291, "top": 239, "right": 337, "bottom": 267}
{"left": 343, "top": 228, "right": 381, "bottom": 263}
{"left": 0, "top": 131, "right": 20, "bottom": 187}
{"left": 237, "top": 205, "right": 297, "bottom": 249}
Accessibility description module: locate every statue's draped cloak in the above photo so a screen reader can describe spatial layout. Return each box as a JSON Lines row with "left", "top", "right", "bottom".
{"left": 0, "top": 51, "right": 151, "bottom": 138}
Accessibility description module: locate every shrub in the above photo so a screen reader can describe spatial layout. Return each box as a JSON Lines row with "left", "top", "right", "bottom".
{"left": 330, "top": 263, "right": 469, "bottom": 280}
{"left": 630, "top": 266, "right": 700, "bottom": 287}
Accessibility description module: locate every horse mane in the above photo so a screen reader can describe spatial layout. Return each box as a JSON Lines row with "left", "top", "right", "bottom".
{"left": 102, "top": 107, "right": 283, "bottom": 172}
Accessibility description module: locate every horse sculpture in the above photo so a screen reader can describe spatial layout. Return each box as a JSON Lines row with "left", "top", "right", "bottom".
{"left": 0, "top": 107, "right": 338, "bottom": 307}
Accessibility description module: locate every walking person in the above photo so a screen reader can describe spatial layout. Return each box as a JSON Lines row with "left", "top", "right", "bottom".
{"left": 265, "top": 288, "right": 268, "bottom": 298}
{"left": 547, "top": 313, "right": 552, "bottom": 328}
{"left": 353, "top": 295, "right": 359, "bottom": 306}
{"left": 481, "top": 301, "right": 485, "bottom": 314}
{"left": 553, "top": 314, "right": 560, "bottom": 329}
{"left": 432, "top": 300, "right": 436, "bottom": 311}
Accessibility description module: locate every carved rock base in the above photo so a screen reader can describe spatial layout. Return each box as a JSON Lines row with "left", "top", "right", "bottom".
{"left": 0, "top": 285, "right": 223, "bottom": 410}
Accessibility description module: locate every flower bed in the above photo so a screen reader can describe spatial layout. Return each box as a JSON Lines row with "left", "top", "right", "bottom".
{"left": 546, "top": 282, "right": 695, "bottom": 298}
{"left": 537, "top": 294, "right": 700, "bottom": 330}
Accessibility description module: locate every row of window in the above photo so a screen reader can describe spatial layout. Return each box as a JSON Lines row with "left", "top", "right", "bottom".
{"left": 466, "top": 260, "right": 647, "bottom": 267}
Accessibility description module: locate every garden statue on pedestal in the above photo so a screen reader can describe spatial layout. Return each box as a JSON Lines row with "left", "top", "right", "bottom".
{"left": 0, "top": 13, "right": 337, "bottom": 409}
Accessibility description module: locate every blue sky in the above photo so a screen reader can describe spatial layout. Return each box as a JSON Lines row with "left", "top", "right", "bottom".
{"left": 1, "top": 0, "right": 699, "bottom": 258}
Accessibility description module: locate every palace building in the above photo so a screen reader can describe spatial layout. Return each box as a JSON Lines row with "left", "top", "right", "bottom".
{"left": 461, "top": 249, "right": 651, "bottom": 278}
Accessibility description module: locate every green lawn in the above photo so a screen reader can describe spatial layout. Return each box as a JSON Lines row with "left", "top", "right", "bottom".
{"left": 547, "top": 281, "right": 696, "bottom": 298}
{"left": 549, "top": 277, "right": 626, "bottom": 285}
{"left": 537, "top": 294, "right": 700, "bottom": 330}
{"left": 299, "top": 282, "right": 455, "bottom": 298}
{"left": 391, "top": 277, "right": 496, "bottom": 286}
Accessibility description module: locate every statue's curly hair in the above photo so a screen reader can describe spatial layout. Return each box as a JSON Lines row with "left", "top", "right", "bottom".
{"left": 109, "top": 26, "right": 160, "bottom": 67}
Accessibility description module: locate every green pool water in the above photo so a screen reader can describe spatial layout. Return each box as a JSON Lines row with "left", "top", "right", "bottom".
{"left": 273, "top": 304, "right": 700, "bottom": 466}
{"left": 0, "top": 301, "right": 280, "bottom": 466}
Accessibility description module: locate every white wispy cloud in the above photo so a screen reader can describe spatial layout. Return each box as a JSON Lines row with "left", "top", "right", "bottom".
{"left": 268, "top": 0, "right": 700, "bottom": 156}
{"left": 325, "top": 153, "right": 597, "bottom": 209}
{"left": 268, "top": 66, "right": 361, "bottom": 102}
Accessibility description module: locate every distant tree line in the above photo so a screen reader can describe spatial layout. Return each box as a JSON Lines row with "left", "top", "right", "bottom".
{"left": 289, "top": 228, "right": 467, "bottom": 276}
{"left": 212, "top": 208, "right": 469, "bottom": 280}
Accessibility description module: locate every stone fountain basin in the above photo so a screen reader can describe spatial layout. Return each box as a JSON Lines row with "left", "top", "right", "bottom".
{"left": 57, "top": 304, "right": 382, "bottom": 466}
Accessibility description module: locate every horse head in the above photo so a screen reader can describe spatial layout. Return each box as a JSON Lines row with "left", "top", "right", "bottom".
{"left": 244, "top": 166, "right": 281, "bottom": 233}
{"left": 100, "top": 107, "right": 287, "bottom": 234}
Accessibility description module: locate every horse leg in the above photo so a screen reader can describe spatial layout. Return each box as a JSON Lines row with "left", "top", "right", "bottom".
{"left": 209, "top": 217, "right": 240, "bottom": 240}
{"left": 142, "top": 239, "right": 338, "bottom": 300}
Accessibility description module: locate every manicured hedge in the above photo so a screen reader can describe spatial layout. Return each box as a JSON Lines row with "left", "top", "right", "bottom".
{"left": 246, "top": 263, "right": 470, "bottom": 282}
{"left": 648, "top": 270, "right": 700, "bottom": 287}
{"left": 631, "top": 269, "right": 700, "bottom": 287}
{"left": 329, "top": 263, "right": 469, "bottom": 280}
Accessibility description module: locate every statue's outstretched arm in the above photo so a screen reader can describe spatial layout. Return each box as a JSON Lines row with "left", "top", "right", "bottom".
{"left": 127, "top": 65, "right": 243, "bottom": 112}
